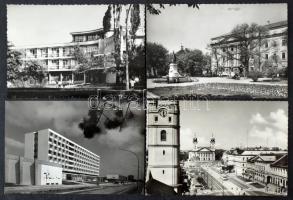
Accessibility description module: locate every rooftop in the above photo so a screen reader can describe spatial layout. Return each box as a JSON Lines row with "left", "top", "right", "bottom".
{"left": 211, "top": 20, "right": 287, "bottom": 40}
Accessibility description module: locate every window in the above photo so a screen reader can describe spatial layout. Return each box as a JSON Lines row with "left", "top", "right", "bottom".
{"left": 162, "top": 170, "right": 165, "bottom": 174}
{"left": 282, "top": 39, "right": 286, "bottom": 46}
{"left": 231, "top": 47, "right": 234, "bottom": 51}
{"left": 160, "top": 130, "right": 167, "bottom": 141}
{"left": 282, "top": 52, "right": 286, "bottom": 60}
{"left": 168, "top": 117, "right": 172, "bottom": 123}
{"left": 163, "top": 150, "right": 165, "bottom": 155}
{"left": 265, "top": 54, "right": 269, "bottom": 59}
{"left": 265, "top": 42, "right": 269, "bottom": 48}
{"left": 154, "top": 116, "right": 158, "bottom": 122}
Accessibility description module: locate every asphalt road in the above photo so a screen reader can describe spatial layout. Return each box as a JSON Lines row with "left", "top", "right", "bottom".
{"left": 63, "top": 183, "right": 140, "bottom": 194}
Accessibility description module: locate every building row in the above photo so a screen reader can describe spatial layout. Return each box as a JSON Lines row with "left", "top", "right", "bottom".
{"left": 210, "top": 20, "right": 287, "bottom": 77}
{"left": 222, "top": 147, "right": 287, "bottom": 193}
{"left": 5, "top": 128, "right": 100, "bottom": 185}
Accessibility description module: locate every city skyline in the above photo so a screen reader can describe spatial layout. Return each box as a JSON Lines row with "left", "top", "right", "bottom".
{"left": 180, "top": 101, "right": 288, "bottom": 150}
{"left": 5, "top": 101, "right": 145, "bottom": 179}
{"left": 147, "top": 4, "right": 287, "bottom": 53}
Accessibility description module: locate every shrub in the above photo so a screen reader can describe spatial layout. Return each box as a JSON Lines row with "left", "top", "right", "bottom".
{"left": 248, "top": 71, "right": 263, "bottom": 82}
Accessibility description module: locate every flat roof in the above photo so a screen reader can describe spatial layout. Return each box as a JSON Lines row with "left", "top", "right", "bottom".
{"left": 70, "top": 28, "right": 104, "bottom": 35}
{"left": 37, "top": 128, "right": 100, "bottom": 159}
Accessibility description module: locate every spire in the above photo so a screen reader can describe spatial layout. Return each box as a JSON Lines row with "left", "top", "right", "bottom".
{"left": 193, "top": 132, "right": 198, "bottom": 144}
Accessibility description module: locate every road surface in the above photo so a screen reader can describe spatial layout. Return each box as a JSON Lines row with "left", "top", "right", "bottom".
{"left": 61, "top": 183, "right": 140, "bottom": 194}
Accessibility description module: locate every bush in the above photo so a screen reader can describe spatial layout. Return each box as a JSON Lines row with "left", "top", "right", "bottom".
{"left": 278, "top": 67, "right": 288, "bottom": 78}
{"left": 248, "top": 71, "right": 263, "bottom": 82}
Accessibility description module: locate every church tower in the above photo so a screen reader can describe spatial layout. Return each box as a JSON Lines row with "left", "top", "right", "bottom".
{"left": 146, "top": 100, "right": 180, "bottom": 193}
{"left": 210, "top": 134, "right": 215, "bottom": 151}
{"left": 193, "top": 133, "right": 198, "bottom": 151}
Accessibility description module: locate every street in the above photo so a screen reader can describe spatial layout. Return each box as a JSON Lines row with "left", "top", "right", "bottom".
{"left": 60, "top": 182, "right": 140, "bottom": 194}
{"left": 184, "top": 164, "right": 278, "bottom": 196}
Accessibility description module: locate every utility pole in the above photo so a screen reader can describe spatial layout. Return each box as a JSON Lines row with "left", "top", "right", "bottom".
{"left": 119, "top": 148, "right": 139, "bottom": 191}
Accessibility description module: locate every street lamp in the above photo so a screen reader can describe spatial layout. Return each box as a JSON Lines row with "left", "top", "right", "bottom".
{"left": 119, "top": 148, "right": 140, "bottom": 191}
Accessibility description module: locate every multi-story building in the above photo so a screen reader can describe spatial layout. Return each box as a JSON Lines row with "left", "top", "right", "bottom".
{"left": 222, "top": 147, "right": 287, "bottom": 176}
{"left": 11, "top": 11, "right": 145, "bottom": 86}
{"left": 146, "top": 100, "right": 181, "bottom": 194}
{"left": 210, "top": 20, "right": 287, "bottom": 76}
{"left": 245, "top": 154, "right": 287, "bottom": 193}
{"left": 24, "top": 128, "right": 100, "bottom": 182}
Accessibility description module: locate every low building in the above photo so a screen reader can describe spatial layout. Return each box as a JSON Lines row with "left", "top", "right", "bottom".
{"left": 106, "top": 174, "right": 127, "bottom": 183}
{"left": 5, "top": 154, "right": 62, "bottom": 186}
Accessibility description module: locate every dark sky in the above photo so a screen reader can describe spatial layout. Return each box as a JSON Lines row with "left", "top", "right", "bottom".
{"left": 5, "top": 101, "right": 145, "bottom": 179}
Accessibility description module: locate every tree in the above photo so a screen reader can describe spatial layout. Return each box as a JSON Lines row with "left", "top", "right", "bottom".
{"left": 102, "top": 4, "right": 142, "bottom": 90}
{"left": 175, "top": 48, "right": 206, "bottom": 76}
{"left": 102, "top": 5, "right": 112, "bottom": 36}
{"left": 7, "top": 43, "right": 22, "bottom": 85}
{"left": 146, "top": 42, "right": 169, "bottom": 77}
{"left": 146, "top": 4, "right": 199, "bottom": 15}
{"left": 23, "top": 60, "right": 46, "bottom": 86}
{"left": 225, "top": 23, "right": 269, "bottom": 76}
{"left": 129, "top": 44, "right": 145, "bottom": 86}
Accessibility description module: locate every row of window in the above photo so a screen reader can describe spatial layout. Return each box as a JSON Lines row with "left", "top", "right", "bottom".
{"left": 26, "top": 46, "right": 98, "bottom": 58}
{"left": 154, "top": 116, "right": 172, "bottom": 123}
{"left": 221, "top": 39, "right": 286, "bottom": 53}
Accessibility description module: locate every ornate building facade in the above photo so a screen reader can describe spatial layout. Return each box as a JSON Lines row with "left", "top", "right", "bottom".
{"left": 210, "top": 20, "right": 287, "bottom": 77}
{"left": 188, "top": 134, "right": 216, "bottom": 162}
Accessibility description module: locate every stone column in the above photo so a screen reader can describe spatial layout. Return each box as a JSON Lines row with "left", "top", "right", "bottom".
{"left": 72, "top": 73, "right": 74, "bottom": 84}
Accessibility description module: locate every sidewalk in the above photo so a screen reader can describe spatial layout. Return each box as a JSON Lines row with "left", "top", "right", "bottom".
{"left": 5, "top": 183, "right": 98, "bottom": 194}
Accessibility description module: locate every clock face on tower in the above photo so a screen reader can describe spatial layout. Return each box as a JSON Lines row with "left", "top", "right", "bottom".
{"left": 159, "top": 108, "right": 168, "bottom": 118}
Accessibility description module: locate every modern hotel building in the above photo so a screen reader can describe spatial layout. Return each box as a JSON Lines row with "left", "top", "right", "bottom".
{"left": 5, "top": 128, "right": 100, "bottom": 186}
{"left": 24, "top": 129, "right": 100, "bottom": 181}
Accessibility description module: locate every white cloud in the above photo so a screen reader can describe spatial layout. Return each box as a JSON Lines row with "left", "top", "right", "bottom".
{"left": 269, "top": 109, "right": 288, "bottom": 132}
{"left": 250, "top": 113, "right": 268, "bottom": 124}
{"left": 249, "top": 126, "right": 287, "bottom": 149}
{"left": 5, "top": 137, "right": 24, "bottom": 149}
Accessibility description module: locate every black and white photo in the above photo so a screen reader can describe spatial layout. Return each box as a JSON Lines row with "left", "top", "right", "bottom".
{"left": 5, "top": 100, "right": 145, "bottom": 194}
{"left": 145, "top": 100, "right": 288, "bottom": 196}
{"left": 146, "top": 4, "right": 287, "bottom": 99}
{"left": 7, "top": 4, "right": 145, "bottom": 99}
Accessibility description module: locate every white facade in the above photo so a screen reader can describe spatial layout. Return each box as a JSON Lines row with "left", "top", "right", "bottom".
{"left": 11, "top": 5, "right": 145, "bottom": 86}
{"left": 146, "top": 100, "right": 180, "bottom": 191}
{"left": 188, "top": 136, "right": 215, "bottom": 162}
{"left": 210, "top": 20, "right": 287, "bottom": 76}
{"left": 24, "top": 129, "right": 100, "bottom": 181}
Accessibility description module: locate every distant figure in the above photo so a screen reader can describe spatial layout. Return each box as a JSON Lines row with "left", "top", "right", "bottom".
{"left": 130, "top": 77, "right": 136, "bottom": 89}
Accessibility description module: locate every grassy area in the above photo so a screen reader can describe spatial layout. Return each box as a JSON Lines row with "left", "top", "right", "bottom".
{"left": 149, "top": 82, "right": 287, "bottom": 99}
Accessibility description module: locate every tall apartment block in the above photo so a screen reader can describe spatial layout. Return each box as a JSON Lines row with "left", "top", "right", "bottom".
{"left": 24, "top": 129, "right": 100, "bottom": 181}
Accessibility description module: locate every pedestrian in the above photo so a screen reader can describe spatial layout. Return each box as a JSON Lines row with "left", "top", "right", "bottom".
{"left": 130, "top": 77, "right": 135, "bottom": 89}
